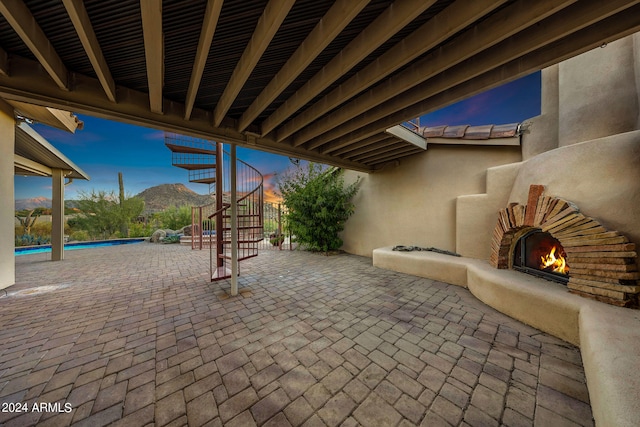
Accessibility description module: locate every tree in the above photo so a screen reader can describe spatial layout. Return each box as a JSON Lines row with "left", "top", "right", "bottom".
{"left": 68, "top": 190, "right": 144, "bottom": 240}
{"left": 277, "top": 163, "right": 360, "bottom": 253}
{"left": 156, "top": 205, "right": 192, "bottom": 230}
{"left": 15, "top": 208, "right": 45, "bottom": 235}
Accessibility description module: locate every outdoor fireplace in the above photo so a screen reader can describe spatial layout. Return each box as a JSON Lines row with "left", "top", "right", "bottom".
{"left": 490, "top": 185, "right": 640, "bottom": 307}
{"left": 512, "top": 230, "right": 569, "bottom": 284}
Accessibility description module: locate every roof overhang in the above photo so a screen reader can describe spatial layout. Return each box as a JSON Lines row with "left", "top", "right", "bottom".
{"left": 0, "top": 1, "right": 638, "bottom": 171}
{"left": 385, "top": 125, "right": 427, "bottom": 149}
{"left": 7, "top": 99, "right": 83, "bottom": 133}
{"left": 14, "top": 121, "right": 90, "bottom": 180}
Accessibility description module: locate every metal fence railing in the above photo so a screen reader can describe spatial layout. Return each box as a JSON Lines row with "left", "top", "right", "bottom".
{"left": 258, "top": 202, "right": 296, "bottom": 251}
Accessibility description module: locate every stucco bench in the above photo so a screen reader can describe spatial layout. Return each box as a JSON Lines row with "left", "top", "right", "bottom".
{"left": 373, "top": 246, "right": 640, "bottom": 427}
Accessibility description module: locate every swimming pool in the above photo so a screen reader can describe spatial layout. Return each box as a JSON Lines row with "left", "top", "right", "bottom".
{"left": 15, "top": 238, "right": 146, "bottom": 256}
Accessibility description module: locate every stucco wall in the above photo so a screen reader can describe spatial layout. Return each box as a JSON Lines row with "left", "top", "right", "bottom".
{"left": 522, "top": 65, "right": 559, "bottom": 160}
{"left": 341, "top": 145, "right": 521, "bottom": 257}
{"left": 343, "top": 34, "right": 640, "bottom": 260}
{"left": 0, "top": 103, "right": 15, "bottom": 289}
{"left": 558, "top": 36, "right": 639, "bottom": 147}
{"left": 635, "top": 33, "right": 640, "bottom": 129}
{"left": 509, "top": 131, "right": 640, "bottom": 254}
{"left": 455, "top": 162, "right": 521, "bottom": 260}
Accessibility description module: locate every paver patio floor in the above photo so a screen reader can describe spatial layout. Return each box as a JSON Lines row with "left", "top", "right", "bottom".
{"left": 2, "top": 244, "right": 593, "bottom": 426}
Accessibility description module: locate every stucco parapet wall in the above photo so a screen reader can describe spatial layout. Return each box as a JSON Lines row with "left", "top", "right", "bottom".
{"left": 373, "top": 246, "right": 640, "bottom": 427}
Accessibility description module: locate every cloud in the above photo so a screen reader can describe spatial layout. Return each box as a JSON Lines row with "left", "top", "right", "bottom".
{"left": 262, "top": 173, "right": 281, "bottom": 203}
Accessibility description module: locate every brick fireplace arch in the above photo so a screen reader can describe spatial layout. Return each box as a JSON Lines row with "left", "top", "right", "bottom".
{"left": 490, "top": 185, "right": 640, "bottom": 307}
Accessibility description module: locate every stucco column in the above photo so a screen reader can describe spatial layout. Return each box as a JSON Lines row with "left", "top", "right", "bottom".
{"left": 0, "top": 102, "right": 15, "bottom": 289}
{"left": 51, "top": 168, "right": 65, "bottom": 261}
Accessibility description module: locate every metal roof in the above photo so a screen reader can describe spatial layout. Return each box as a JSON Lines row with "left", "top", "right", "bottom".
{"left": 0, "top": 0, "right": 639, "bottom": 172}
{"left": 14, "top": 122, "right": 90, "bottom": 180}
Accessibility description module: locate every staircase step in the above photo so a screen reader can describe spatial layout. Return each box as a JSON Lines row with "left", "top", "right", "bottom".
{"left": 173, "top": 163, "right": 217, "bottom": 170}
{"left": 191, "top": 178, "right": 217, "bottom": 184}
{"left": 166, "top": 142, "right": 217, "bottom": 155}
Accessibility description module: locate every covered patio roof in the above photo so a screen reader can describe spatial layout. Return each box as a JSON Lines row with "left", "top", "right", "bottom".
{"left": 0, "top": 1, "right": 639, "bottom": 171}
{"left": 14, "top": 121, "right": 89, "bottom": 181}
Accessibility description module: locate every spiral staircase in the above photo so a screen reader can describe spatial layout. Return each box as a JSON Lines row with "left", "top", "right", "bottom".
{"left": 165, "top": 133, "right": 264, "bottom": 281}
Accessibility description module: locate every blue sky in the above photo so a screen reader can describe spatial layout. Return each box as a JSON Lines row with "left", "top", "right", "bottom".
{"left": 15, "top": 71, "right": 540, "bottom": 201}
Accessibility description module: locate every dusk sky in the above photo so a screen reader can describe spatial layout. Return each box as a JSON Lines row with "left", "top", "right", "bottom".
{"left": 14, "top": 72, "right": 541, "bottom": 202}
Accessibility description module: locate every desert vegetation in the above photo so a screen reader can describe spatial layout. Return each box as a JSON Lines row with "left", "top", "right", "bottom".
{"left": 277, "top": 163, "right": 359, "bottom": 253}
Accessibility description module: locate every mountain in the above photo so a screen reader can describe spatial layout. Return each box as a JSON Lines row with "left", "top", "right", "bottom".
{"left": 16, "top": 183, "right": 228, "bottom": 214}
{"left": 15, "top": 197, "right": 52, "bottom": 211}
{"left": 136, "top": 183, "right": 213, "bottom": 213}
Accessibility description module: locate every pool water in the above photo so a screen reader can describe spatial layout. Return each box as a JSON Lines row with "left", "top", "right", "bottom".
{"left": 15, "top": 238, "right": 145, "bottom": 256}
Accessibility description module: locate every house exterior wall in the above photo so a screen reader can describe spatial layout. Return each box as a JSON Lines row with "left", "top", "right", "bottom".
{"left": 509, "top": 131, "right": 640, "bottom": 260}
{"left": 341, "top": 145, "right": 521, "bottom": 257}
{"left": 558, "top": 36, "right": 639, "bottom": 147}
{"left": 0, "top": 102, "right": 14, "bottom": 289}
{"left": 342, "top": 33, "right": 640, "bottom": 260}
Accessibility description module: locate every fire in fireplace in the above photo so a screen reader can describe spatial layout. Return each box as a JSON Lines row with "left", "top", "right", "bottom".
{"left": 513, "top": 230, "right": 570, "bottom": 284}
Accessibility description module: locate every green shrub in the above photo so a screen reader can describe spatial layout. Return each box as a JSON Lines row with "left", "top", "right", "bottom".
{"left": 128, "top": 222, "right": 154, "bottom": 238}
{"left": 156, "top": 205, "right": 192, "bottom": 230}
{"left": 70, "top": 190, "right": 144, "bottom": 240}
{"left": 278, "top": 163, "right": 359, "bottom": 253}
{"left": 30, "top": 221, "right": 52, "bottom": 237}
{"left": 69, "top": 230, "right": 90, "bottom": 241}
{"left": 14, "top": 222, "right": 53, "bottom": 246}
{"left": 162, "top": 235, "right": 181, "bottom": 244}
{"left": 15, "top": 234, "right": 50, "bottom": 246}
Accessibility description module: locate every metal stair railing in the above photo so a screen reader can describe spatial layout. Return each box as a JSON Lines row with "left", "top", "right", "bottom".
{"left": 209, "top": 150, "right": 264, "bottom": 281}
{"left": 165, "top": 133, "right": 264, "bottom": 278}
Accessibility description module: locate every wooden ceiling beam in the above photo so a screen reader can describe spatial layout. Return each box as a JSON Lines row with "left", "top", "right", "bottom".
{"left": 328, "top": 133, "right": 390, "bottom": 156}
{"left": 62, "top": 0, "right": 116, "bottom": 102}
{"left": 0, "top": 0, "right": 68, "bottom": 89}
{"left": 261, "top": 0, "right": 435, "bottom": 137}
{"left": 350, "top": 142, "right": 410, "bottom": 162}
{"left": 0, "top": 53, "right": 373, "bottom": 173}
{"left": 342, "top": 138, "right": 400, "bottom": 159}
{"left": 299, "top": 0, "right": 578, "bottom": 150}
{"left": 140, "top": 0, "right": 164, "bottom": 114}
{"left": 213, "top": 0, "right": 295, "bottom": 127}
{"left": 184, "top": 0, "right": 224, "bottom": 120}
{"left": 237, "top": 0, "right": 368, "bottom": 132}
{"left": 0, "top": 46, "right": 7, "bottom": 76}
{"left": 360, "top": 145, "right": 422, "bottom": 164}
{"left": 367, "top": 149, "right": 425, "bottom": 167}
{"left": 315, "top": 7, "right": 640, "bottom": 153}
{"left": 302, "top": 0, "right": 633, "bottom": 151}
{"left": 280, "top": 0, "right": 507, "bottom": 144}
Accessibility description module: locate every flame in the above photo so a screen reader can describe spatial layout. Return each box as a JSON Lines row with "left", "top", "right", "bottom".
{"left": 540, "top": 246, "right": 569, "bottom": 274}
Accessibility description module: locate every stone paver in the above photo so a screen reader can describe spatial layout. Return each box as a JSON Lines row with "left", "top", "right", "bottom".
{"left": 0, "top": 244, "right": 594, "bottom": 425}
